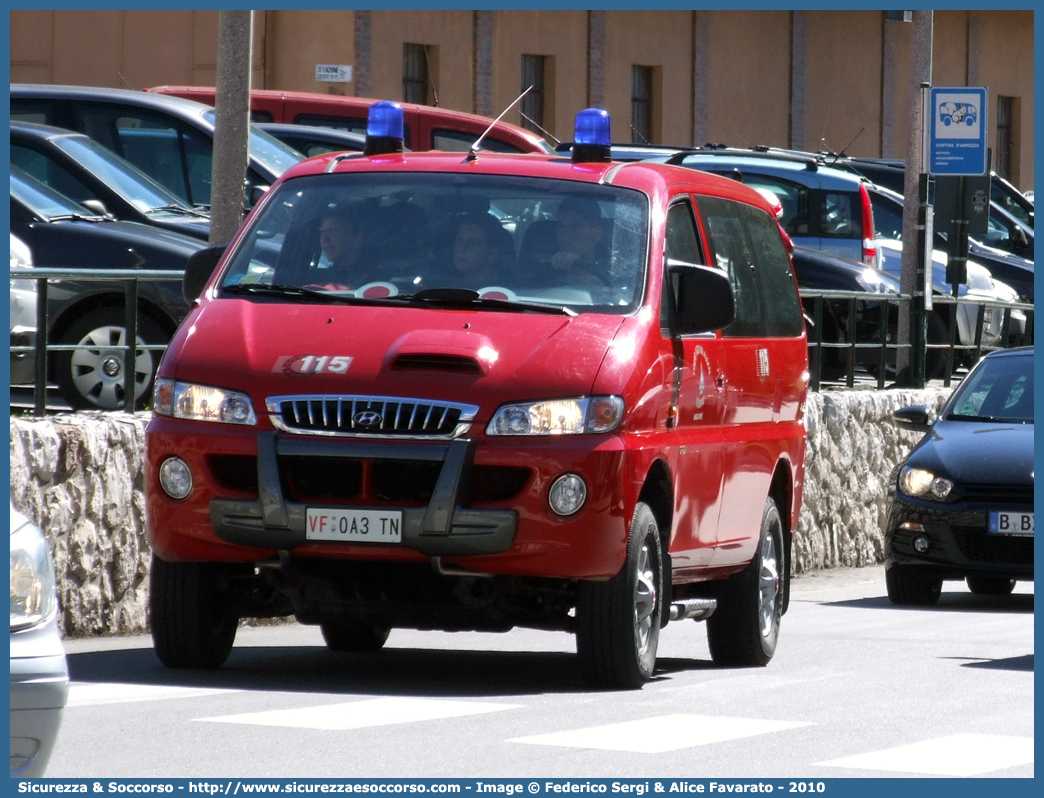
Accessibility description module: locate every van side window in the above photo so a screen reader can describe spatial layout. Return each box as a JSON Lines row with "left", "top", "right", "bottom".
{"left": 664, "top": 201, "right": 704, "bottom": 264}
{"left": 695, "top": 195, "right": 803, "bottom": 338}
{"left": 661, "top": 200, "right": 706, "bottom": 332}
{"left": 705, "top": 172, "right": 810, "bottom": 236}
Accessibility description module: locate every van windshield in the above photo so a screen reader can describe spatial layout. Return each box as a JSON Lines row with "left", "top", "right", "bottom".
{"left": 220, "top": 172, "right": 649, "bottom": 314}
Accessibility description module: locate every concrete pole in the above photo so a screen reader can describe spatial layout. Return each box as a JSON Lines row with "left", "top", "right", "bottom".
{"left": 210, "top": 10, "right": 253, "bottom": 247}
{"left": 897, "top": 10, "right": 932, "bottom": 383}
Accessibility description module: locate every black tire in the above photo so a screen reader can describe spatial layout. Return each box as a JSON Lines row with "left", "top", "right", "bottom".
{"left": 54, "top": 308, "right": 167, "bottom": 410}
{"left": 576, "top": 502, "right": 663, "bottom": 690}
{"left": 320, "top": 621, "right": 391, "bottom": 653}
{"left": 966, "top": 576, "right": 1016, "bottom": 596}
{"left": 706, "top": 497, "right": 785, "bottom": 667}
{"left": 885, "top": 564, "right": 942, "bottom": 605}
{"left": 150, "top": 555, "right": 239, "bottom": 669}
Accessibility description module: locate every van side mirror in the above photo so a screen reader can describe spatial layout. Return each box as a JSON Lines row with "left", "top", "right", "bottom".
{"left": 183, "top": 245, "right": 226, "bottom": 305}
{"left": 667, "top": 259, "right": 735, "bottom": 335}
{"left": 892, "top": 404, "right": 933, "bottom": 432}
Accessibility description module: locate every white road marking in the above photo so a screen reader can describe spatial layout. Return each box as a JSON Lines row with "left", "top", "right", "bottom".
{"left": 67, "top": 682, "right": 239, "bottom": 707}
{"left": 511, "top": 714, "right": 812, "bottom": 753}
{"left": 197, "top": 696, "right": 521, "bottom": 731}
{"left": 816, "top": 733, "right": 1034, "bottom": 776}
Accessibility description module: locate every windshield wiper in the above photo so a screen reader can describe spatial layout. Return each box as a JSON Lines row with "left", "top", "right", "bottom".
{"left": 223, "top": 283, "right": 331, "bottom": 301}
{"left": 394, "top": 288, "right": 576, "bottom": 316}
{"left": 147, "top": 204, "right": 209, "bottom": 218}
{"left": 47, "top": 213, "right": 106, "bottom": 223}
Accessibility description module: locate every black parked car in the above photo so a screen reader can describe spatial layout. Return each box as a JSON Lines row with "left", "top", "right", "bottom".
{"left": 10, "top": 84, "right": 303, "bottom": 209}
{"left": 10, "top": 167, "right": 207, "bottom": 410}
{"left": 789, "top": 246, "right": 900, "bottom": 382}
{"left": 868, "top": 184, "right": 1034, "bottom": 302}
{"left": 11, "top": 120, "right": 211, "bottom": 240}
{"left": 255, "top": 123, "right": 367, "bottom": 158}
{"left": 884, "top": 347, "right": 1034, "bottom": 604}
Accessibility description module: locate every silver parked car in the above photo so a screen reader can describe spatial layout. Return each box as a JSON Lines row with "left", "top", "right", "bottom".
{"left": 10, "top": 498, "right": 69, "bottom": 777}
{"left": 9, "top": 233, "right": 37, "bottom": 386}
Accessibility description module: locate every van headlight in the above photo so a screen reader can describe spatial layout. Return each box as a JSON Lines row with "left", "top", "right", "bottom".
{"left": 154, "top": 378, "right": 256, "bottom": 425}
{"left": 900, "top": 466, "right": 953, "bottom": 501}
{"left": 10, "top": 520, "right": 58, "bottom": 632}
{"left": 486, "top": 396, "right": 624, "bottom": 436}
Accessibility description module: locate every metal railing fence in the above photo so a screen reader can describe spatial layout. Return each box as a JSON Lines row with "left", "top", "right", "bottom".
{"left": 10, "top": 269, "right": 1035, "bottom": 415}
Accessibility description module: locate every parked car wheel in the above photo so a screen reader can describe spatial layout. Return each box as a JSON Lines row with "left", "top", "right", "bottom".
{"left": 54, "top": 307, "right": 166, "bottom": 410}
{"left": 965, "top": 576, "right": 1017, "bottom": 596}
{"left": 576, "top": 502, "right": 662, "bottom": 689}
{"left": 707, "top": 496, "right": 784, "bottom": 667}
{"left": 150, "top": 556, "right": 240, "bottom": 669}
{"left": 320, "top": 621, "right": 391, "bottom": 653}
{"left": 885, "top": 564, "right": 942, "bottom": 605}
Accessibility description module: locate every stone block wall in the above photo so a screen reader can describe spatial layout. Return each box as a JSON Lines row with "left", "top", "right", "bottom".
{"left": 10, "top": 388, "right": 951, "bottom": 638}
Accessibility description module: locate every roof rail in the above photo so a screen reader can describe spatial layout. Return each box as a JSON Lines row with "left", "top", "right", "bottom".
{"left": 664, "top": 146, "right": 820, "bottom": 171}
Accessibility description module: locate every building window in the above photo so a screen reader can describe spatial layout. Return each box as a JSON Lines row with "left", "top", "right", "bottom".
{"left": 520, "top": 54, "right": 547, "bottom": 133}
{"left": 403, "top": 43, "right": 433, "bottom": 105}
{"left": 631, "top": 65, "right": 654, "bottom": 144}
{"left": 995, "top": 95, "right": 1014, "bottom": 180}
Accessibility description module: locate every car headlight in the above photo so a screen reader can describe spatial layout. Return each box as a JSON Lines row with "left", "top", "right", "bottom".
{"left": 10, "top": 520, "right": 58, "bottom": 632}
{"left": 900, "top": 465, "right": 954, "bottom": 501}
{"left": 486, "top": 396, "right": 624, "bottom": 436}
{"left": 154, "top": 378, "right": 257, "bottom": 425}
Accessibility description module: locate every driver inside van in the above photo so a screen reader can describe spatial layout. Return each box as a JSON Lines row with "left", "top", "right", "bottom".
{"left": 305, "top": 207, "right": 368, "bottom": 290}
{"left": 522, "top": 197, "right": 611, "bottom": 297}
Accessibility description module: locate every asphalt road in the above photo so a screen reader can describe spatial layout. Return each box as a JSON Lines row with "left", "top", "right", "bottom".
{"left": 48, "top": 565, "right": 1033, "bottom": 779}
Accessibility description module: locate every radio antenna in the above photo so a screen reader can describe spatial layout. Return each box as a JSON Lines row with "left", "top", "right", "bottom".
{"left": 466, "top": 85, "right": 533, "bottom": 162}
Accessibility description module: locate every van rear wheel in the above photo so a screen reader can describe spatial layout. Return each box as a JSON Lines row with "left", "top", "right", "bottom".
{"left": 150, "top": 556, "right": 239, "bottom": 669}
{"left": 707, "top": 497, "right": 784, "bottom": 667}
{"left": 576, "top": 502, "right": 662, "bottom": 690}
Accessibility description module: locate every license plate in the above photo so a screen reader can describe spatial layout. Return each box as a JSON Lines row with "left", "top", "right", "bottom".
{"left": 988, "top": 511, "right": 1033, "bottom": 536}
{"left": 306, "top": 508, "right": 403, "bottom": 543}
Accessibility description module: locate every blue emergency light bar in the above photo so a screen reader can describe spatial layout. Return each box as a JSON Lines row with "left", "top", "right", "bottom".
{"left": 365, "top": 101, "right": 405, "bottom": 155}
{"left": 572, "top": 108, "right": 611, "bottom": 163}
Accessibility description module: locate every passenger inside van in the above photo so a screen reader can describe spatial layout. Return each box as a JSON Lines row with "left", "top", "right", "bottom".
{"left": 519, "top": 197, "right": 612, "bottom": 296}
{"left": 438, "top": 213, "right": 515, "bottom": 289}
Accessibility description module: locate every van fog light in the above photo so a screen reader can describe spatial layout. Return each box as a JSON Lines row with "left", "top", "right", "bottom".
{"left": 912, "top": 536, "right": 930, "bottom": 554}
{"left": 159, "top": 457, "right": 193, "bottom": 500}
{"left": 549, "top": 473, "right": 587, "bottom": 516}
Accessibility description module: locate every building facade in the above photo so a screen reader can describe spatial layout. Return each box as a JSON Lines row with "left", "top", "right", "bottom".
{"left": 9, "top": 9, "right": 1034, "bottom": 190}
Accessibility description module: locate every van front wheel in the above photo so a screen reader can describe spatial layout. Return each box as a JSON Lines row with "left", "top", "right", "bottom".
{"left": 576, "top": 502, "right": 662, "bottom": 690}
{"left": 707, "top": 497, "right": 784, "bottom": 667}
{"left": 150, "top": 556, "right": 239, "bottom": 669}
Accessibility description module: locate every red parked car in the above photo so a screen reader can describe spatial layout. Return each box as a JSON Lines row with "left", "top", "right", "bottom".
{"left": 147, "top": 86, "right": 553, "bottom": 155}
{"left": 145, "top": 105, "right": 809, "bottom": 689}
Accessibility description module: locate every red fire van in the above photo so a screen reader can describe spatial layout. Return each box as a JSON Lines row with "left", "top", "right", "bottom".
{"left": 145, "top": 106, "right": 809, "bottom": 689}
{"left": 147, "top": 86, "right": 553, "bottom": 154}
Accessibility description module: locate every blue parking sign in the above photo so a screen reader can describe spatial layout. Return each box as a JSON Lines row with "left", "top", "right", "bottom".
{"left": 929, "top": 87, "right": 988, "bottom": 175}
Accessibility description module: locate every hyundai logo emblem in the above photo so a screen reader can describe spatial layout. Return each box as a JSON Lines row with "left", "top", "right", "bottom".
{"left": 353, "top": 410, "right": 383, "bottom": 429}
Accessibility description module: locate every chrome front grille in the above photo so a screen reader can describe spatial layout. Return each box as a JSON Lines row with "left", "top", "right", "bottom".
{"left": 267, "top": 395, "right": 479, "bottom": 438}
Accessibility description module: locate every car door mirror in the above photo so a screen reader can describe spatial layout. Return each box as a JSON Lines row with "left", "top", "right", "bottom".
{"left": 183, "top": 245, "right": 226, "bottom": 305}
{"left": 666, "top": 259, "right": 735, "bottom": 335}
{"left": 892, "top": 404, "right": 933, "bottom": 431}
{"left": 80, "top": 199, "right": 112, "bottom": 219}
